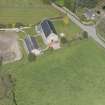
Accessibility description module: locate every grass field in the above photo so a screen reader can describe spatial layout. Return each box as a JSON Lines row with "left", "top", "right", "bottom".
{"left": 0, "top": 0, "right": 59, "bottom": 24}
{"left": 1, "top": 39, "right": 105, "bottom": 105}
{"left": 54, "top": 20, "right": 81, "bottom": 39}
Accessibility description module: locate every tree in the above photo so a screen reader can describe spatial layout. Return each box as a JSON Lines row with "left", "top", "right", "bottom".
{"left": 0, "top": 56, "right": 3, "bottom": 66}
{"left": 0, "top": 24, "right": 7, "bottom": 28}
{"left": 63, "top": 15, "right": 69, "bottom": 25}
{"left": 64, "top": 0, "right": 98, "bottom": 12}
{"left": 28, "top": 53, "right": 36, "bottom": 62}
{"left": 64, "top": 0, "right": 80, "bottom": 12}
{"left": 82, "top": 31, "right": 88, "bottom": 39}
{"left": 77, "top": 0, "right": 98, "bottom": 8}
{"left": 64, "top": 0, "right": 75, "bottom": 12}
{"left": 15, "top": 22, "right": 25, "bottom": 28}
{"left": 7, "top": 24, "right": 13, "bottom": 28}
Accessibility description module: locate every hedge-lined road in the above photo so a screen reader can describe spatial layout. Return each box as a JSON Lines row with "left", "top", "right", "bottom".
{"left": 51, "top": 3, "right": 105, "bottom": 48}
{"left": 67, "top": 13, "right": 105, "bottom": 48}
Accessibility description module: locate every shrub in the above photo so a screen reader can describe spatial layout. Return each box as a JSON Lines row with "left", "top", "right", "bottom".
{"left": 15, "top": 22, "right": 25, "bottom": 28}
{"left": 82, "top": 31, "right": 88, "bottom": 39}
{"left": 28, "top": 53, "right": 36, "bottom": 62}
{"left": 102, "top": 6, "right": 105, "bottom": 10}
{"left": 42, "top": 0, "right": 50, "bottom": 4}
{"left": 61, "top": 37, "right": 68, "bottom": 44}
{"left": 7, "top": 24, "right": 13, "bottom": 28}
{"left": 0, "top": 24, "right": 7, "bottom": 28}
{"left": 0, "top": 56, "right": 3, "bottom": 66}
{"left": 97, "top": 10, "right": 100, "bottom": 14}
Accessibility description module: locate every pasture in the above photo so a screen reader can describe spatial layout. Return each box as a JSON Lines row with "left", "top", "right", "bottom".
{"left": 1, "top": 39, "right": 105, "bottom": 105}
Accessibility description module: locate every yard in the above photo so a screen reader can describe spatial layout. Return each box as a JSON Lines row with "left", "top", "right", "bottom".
{"left": 1, "top": 39, "right": 105, "bottom": 105}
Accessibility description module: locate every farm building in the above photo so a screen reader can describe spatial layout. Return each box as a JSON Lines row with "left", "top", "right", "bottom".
{"left": 24, "top": 35, "right": 41, "bottom": 56}
{"left": 84, "top": 9, "right": 96, "bottom": 20}
{"left": 36, "top": 19, "right": 60, "bottom": 50}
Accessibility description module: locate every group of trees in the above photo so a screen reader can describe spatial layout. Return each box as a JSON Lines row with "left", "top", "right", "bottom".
{"left": 64, "top": 0, "right": 98, "bottom": 12}
{"left": 0, "top": 22, "right": 29, "bottom": 29}
{"left": 50, "top": 0, "right": 98, "bottom": 12}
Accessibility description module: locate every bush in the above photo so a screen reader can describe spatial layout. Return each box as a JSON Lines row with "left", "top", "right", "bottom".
{"left": 97, "top": 10, "right": 100, "bottom": 14}
{"left": 102, "top": 6, "right": 105, "bottom": 10}
{"left": 80, "top": 15, "right": 87, "bottom": 21}
{"left": 42, "top": 0, "right": 50, "bottom": 4}
{"left": 50, "top": 0, "right": 56, "bottom": 2}
{"left": 64, "top": 0, "right": 74, "bottom": 12}
{"left": 0, "top": 56, "right": 3, "bottom": 66}
{"left": 61, "top": 37, "right": 68, "bottom": 44}
{"left": 7, "top": 24, "right": 13, "bottom": 28}
{"left": 82, "top": 31, "right": 88, "bottom": 39}
{"left": 15, "top": 22, "right": 25, "bottom": 28}
{"left": 0, "top": 24, "right": 7, "bottom": 28}
{"left": 28, "top": 53, "right": 36, "bottom": 62}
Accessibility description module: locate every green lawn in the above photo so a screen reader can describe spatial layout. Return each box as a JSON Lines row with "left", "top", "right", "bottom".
{"left": 0, "top": 0, "right": 59, "bottom": 24}
{"left": 1, "top": 39, "right": 105, "bottom": 105}
{"left": 54, "top": 20, "right": 81, "bottom": 39}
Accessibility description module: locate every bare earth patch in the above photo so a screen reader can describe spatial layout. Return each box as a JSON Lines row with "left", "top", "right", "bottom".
{"left": 0, "top": 31, "right": 22, "bottom": 64}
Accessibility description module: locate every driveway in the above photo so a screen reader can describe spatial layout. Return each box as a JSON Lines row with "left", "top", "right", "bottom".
{"left": 67, "top": 13, "right": 105, "bottom": 48}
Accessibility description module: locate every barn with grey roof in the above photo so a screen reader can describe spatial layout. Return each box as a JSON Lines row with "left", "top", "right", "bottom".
{"left": 24, "top": 35, "right": 41, "bottom": 55}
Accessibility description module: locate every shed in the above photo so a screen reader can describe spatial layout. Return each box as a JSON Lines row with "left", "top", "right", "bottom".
{"left": 24, "top": 35, "right": 41, "bottom": 56}
{"left": 84, "top": 9, "right": 96, "bottom": 20}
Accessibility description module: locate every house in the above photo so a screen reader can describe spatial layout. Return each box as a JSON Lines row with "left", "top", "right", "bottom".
{"left": 84, "top": 9, "right": 96, "bottom": 20}
{"left": 24, "top": 35, "right": 41, "bottom": 56}
{"left": 36, "top": 19, "right": 60, "bottom": 50}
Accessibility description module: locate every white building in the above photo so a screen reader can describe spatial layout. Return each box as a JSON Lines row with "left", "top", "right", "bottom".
{"left": 36, "top": 19, "right": 60, "bottom": 50}
{"left": 84, "top": 9, "right": 96, "bottom": 20}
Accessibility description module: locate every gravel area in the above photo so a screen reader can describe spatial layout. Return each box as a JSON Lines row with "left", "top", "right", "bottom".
{"left": 0, "top": 31, "right": 22, "bottom": 64}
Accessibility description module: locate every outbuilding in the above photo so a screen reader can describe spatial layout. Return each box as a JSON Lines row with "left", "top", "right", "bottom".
{"left": 36, "top": 19, "right": 60, "bottom": 50}
{"left": 24, "top": 35, "right": 41, "bottom": 56}
{"left": 84, "top": 9, "right": 96, "bottom": 20}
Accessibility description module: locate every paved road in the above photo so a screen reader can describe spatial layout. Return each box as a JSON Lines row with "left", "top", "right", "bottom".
{"left": 67, "top": 13, "right": 105, "bottom": 48}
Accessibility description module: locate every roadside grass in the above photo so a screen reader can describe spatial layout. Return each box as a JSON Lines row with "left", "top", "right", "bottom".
{"left": 96, "top": 18, "right": 105, "bottom": 39}
{"left": 1, "top": 39, "right": 105, "bottom": 105}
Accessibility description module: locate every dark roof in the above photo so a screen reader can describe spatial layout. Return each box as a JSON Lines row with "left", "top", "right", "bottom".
{"left": 41, "top": 19, "right": 57, "bottom": 38}
{"left": 25, "top": 36, "right": 39, "bottom": 53}
{"left": 84, "top": 9, "right": 95, "bottom": 18}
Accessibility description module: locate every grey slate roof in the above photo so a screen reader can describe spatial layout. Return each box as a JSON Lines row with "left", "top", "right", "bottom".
{"left": 41, "top": 19, "right": 57, "bottom": 38}
{"left": 25, "top": 35, "right": 39, "bottom": 53}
